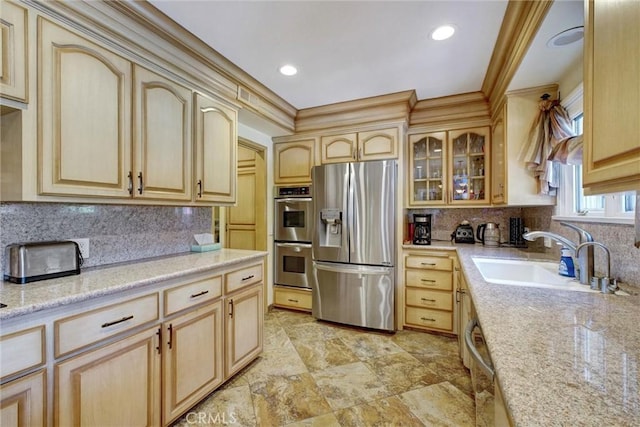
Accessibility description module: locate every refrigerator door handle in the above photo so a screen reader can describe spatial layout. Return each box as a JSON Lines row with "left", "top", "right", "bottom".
{"left": 314, "top": 262, "right": 392, "bottom": 275}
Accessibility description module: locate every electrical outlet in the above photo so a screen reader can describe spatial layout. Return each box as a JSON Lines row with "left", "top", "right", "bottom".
{"left": 70, "top": 238, "right": 90, "bottom": 259}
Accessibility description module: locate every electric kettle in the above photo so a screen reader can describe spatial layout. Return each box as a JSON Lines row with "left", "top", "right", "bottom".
{"left": 477, "top": 222, "right": 501, "bottom": 246}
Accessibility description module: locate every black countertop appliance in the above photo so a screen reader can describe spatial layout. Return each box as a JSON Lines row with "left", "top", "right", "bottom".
{"left": 413, "top": 214, "right": 431, "bottom": 245}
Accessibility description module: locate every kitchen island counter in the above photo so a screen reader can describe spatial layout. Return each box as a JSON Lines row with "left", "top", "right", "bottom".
{"left": 451, "top": 245, "right": 640, "bottom": 426}
{"left": 0, "top": 248, "right": 267, "bottom": 321}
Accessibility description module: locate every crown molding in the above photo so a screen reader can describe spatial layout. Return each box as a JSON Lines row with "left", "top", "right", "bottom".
{"left": 482, "top": 0, "right": 554, "bottom": 117}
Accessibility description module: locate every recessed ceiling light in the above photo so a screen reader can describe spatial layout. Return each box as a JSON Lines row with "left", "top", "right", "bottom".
{"left": 547, "top": 26, "right": 584, "bottom": 48}
{"left": 431, "top": 25, "right": 455, "bottom": 41}
{"left": 279, "top": 64, "right": 298, "bottom": 76}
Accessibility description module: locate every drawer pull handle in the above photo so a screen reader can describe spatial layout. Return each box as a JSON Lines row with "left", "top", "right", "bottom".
{"left": 421, "top": 279, "right": 436, "bottom": 283}
{"left": 421, "top": 298, "right": 436, "bottom": 302}
{"left": 421, "top": 262, "right": 436, "bottom": 266}
{"left": 287, "top": 299, "right": 299, "bottom": 303}
{"left": 242, "top": 274, "right": 255, "bottom": 281}
{"left": 190, "top": 290, "right": 209, "bottom": 298}
{"left": 101, "top": 315, "right": 134, "bottom": 328}
{"left": 420, "top": 317, "right": 436, "bottom": 322}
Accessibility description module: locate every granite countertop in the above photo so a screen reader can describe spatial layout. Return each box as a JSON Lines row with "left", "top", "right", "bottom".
{"left": 452, "top": 245, "right": 640, "bottom": 426}
{"left": 0, "top": 249, "right": 267, "bottom": 321}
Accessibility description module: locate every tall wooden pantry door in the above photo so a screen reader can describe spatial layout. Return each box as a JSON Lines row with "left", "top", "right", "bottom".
{"left": 225, "top": 141, "right": 266, "bottom": 250}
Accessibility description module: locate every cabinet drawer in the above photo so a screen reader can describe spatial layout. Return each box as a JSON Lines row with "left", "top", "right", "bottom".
{"left": 405, "top": 256, "right": 452, "bottom": 271}
{"left": 164, "top": 275, "right": 222, "bottom": 316}
{"left": 274, "top": 286, "right": 312, "bottom": 311}
{"left": 405, "top": 307, "right": 453, "bottom": 331}
{"left": 405, "top": 269, "right": 453, "bottom": 290}
{"left": 0, "top": 326, "right": 45, "bottom": 380}
{"left": 406, "top": 288, "right": 452, "bottom": 311}
{"left": 55, "top": 293, "right": 159, "bottom": 357}
{"left": 225, "top": 263, "right": 263, "bottom": 294}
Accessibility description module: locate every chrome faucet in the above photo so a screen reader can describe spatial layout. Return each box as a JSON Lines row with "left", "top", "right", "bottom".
{"left": 576, "top": 241, "right": 618, "bottom": 294}
{"left": 522, "top": 223, "right": 595, "bottom": 285}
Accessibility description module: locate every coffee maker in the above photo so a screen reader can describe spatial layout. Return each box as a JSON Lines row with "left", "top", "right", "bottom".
{"left": 413, "top": 214, "right": 431, "bottom": 245}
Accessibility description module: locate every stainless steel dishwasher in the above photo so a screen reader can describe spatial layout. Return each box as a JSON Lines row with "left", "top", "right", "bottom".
{"left": 465, "top": 318, "right": 510, "bottom": 427}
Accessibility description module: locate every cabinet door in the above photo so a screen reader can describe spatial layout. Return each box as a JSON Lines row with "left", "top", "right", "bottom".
{"left": 0, "top": 370, "right": 46, "bottom": 427}
{"left": 38, "top": 18, "right": 132, "bottom": 198}
{"left": 133, "top": 65, "right": 192, "bottom": 201}
{"left": 320, "top": 133, "right": 357, "bottom": 163}
{"left": 194, "top": 93, "right": 237, "bottom": 204}
{"left": 583, "top": 0, "right": 640, "bottom": 194}
{"left": 55, "top": 327, "right": 161, "bottom": 427}
{"left": 274, "top": 140, "right": 316, "bottom": 184}
{"left": 163, "top": 301, "right": 223, "bottom": 425}
{"left": 491, "top": 108, "right": 506, "bottom": 204}
{"left": 227, "top": 167, "right": 257, "bottom": 250}
{"left": 448, "top": 127, "right": 490, "bottom": 205}
{"left": 0, "top": 1, "right": 28, "bottom": 102}
{"left": 408, "top": 132, "right": 446, "bottom": 205}
{"left": 358, "top": 127, "right": 398, "bottom": 160}
{"left": 225, "top": 284, "right": 263, "bottom": 378}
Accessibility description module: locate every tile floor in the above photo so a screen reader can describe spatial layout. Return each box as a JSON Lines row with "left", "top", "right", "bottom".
{"left": 172, "top": 308, "right": 475, "bottom": 426}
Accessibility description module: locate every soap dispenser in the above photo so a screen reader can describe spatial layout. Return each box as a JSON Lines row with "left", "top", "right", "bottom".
{"left": 558, "top": 247, "right": 575, "bottom": 277}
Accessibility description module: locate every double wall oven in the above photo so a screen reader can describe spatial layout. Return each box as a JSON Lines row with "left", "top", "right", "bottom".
{"left": 274, "top": 186, "right": 313, "bottom": 289}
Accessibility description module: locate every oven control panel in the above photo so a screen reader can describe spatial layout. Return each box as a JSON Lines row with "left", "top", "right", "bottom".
{"left": 276, "top": 186, "right": 311, "bottom": 197}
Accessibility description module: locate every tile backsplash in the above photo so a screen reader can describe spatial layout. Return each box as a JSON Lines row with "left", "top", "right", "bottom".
{"left": 406, "top": 205, "right": 639, "bottom": 286}
{"left": 3, "top": 202, "right": 638, "bottom": 287}
{"left": 0, "top": 203, "right": 212, "bottom": 272}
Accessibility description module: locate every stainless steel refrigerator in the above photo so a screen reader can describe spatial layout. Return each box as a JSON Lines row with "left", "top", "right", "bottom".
{"left": 311, "top": 160, "right": 396, "bottom": 331}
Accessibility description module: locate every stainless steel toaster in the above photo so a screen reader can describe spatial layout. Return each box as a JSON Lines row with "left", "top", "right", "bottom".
{"left": 4, "top": 241, "right": 82, "bottom": 284}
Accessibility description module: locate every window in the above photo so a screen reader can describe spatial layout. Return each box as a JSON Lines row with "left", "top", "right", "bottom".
{"left": 555, "top": 86, "right": 636, "bottom": 224}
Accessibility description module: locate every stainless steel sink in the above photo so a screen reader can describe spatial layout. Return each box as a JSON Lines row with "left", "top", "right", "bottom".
{"left": 471, "top": 257, "right": 595, "bottom": 292}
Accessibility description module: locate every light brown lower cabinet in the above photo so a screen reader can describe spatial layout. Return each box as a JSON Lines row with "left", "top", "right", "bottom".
{"left": 225, "top": 284, "right": 264, "bottom": 378}
{"left": 163, "top": 301, "right": 223, "bottom": 425}
{"left": 0, "top": 369, "right": 46, "bottom": 427}
{"left": 55, "top": 326, "right": 162, "bottom": 427}
{"left": 273, "top": 285, "right": 312, "bottom": 312}
{"left": 1, "top": 257, "right": 265, "bottom": 427}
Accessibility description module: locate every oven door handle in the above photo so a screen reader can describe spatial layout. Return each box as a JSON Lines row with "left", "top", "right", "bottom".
{"left": 275, "top": 197, "right": 312, "bottom": 203}
{"left": 275, "top": 243, "right": 312, "bottom": 250}
{"left": 465, "top": 318, "right": 495, "bottom": 381}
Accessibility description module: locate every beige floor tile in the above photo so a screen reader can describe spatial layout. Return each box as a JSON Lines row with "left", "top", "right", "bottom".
{"left": 311, "top": 361, "right": 391, "bottom": 410}
{"left": 292, "top": 337, "right": 360, "bottom": 372}
{"left": 363, "top": 351, "right": 438, "bottom": 395}
{"left": 171, "top": 385, "right": 256, "bottom": 427}
{"left": 285, "top": 320, "right": 342, "bottom": 342}
{"left": 338, "top": 331, "right": 405, "bottom": 360}
{"left": 400, "top": 381, "right": 476, "bottom": 427}
{"left": 392, "top": 329, "right": 458, "bottom": 356}
{"left": 284, "top": 412, "right": 342, "bottom": 427}
{"left": 334, "top": 396, "right": 425, "bottom": 427}
{"left": 252, "top": 372, "right": 332, "bottom": 425}
{"left": 242, "top": 340, "right": 309, "bottom": 384}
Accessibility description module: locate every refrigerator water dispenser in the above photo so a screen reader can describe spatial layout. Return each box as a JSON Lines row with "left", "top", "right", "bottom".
{"left": 319, "top": 208, "right": 342, "bottom": 247}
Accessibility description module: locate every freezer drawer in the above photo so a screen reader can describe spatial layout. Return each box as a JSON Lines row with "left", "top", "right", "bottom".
{"left": 312, "top": 261, "right": 395, "bottom": 331}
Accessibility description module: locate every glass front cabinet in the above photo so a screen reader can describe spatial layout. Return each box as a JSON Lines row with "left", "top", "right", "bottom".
{"left": 409, "top": 132, "right": 447, "bottom": 204}
{"left": 408, "top": 126, "right": 490, "bottom": 206}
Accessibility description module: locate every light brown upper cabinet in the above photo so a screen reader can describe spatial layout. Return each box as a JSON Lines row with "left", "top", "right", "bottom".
{"left": 408, "top": 126, "right": 489, "bottom": 206}
{"left": 490, "top": 86, "right": 556, "bottom": 206}
{"left": 408, "top": 132, "right": 447, "bottom": 205}
{"left": 274, "top": 138, "right": 317, "bottom": 184}
{"left": 0, "top": 0, "right": 28, "bottom": 103}
{"left": 38, "top": 19, "right": 197, "bottom": 203}
{"left": 194, "top": 93, "right": 237, "bottom": 204}
{"left": 448, "top": 127, "right": 490, "bottom": 205}
{"left": 583, "top": 0, "right": 640, "bottom": 194}
{"left": 133, "top": 65, "right": 192, "bottom": 201}
{"left": 38, "top": 18, "right": 133, "bottom": 198}
{"left": 320, "top": 127, "right": 398, "bottom": 163}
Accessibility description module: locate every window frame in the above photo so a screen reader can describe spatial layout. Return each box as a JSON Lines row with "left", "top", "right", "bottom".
{"left": 553, "top": 83, "right": 635, "bottom": 225}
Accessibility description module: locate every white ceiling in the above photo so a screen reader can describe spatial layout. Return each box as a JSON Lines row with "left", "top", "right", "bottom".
{"left": 149, "top": 0, "right": 583, "bottom": 111}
